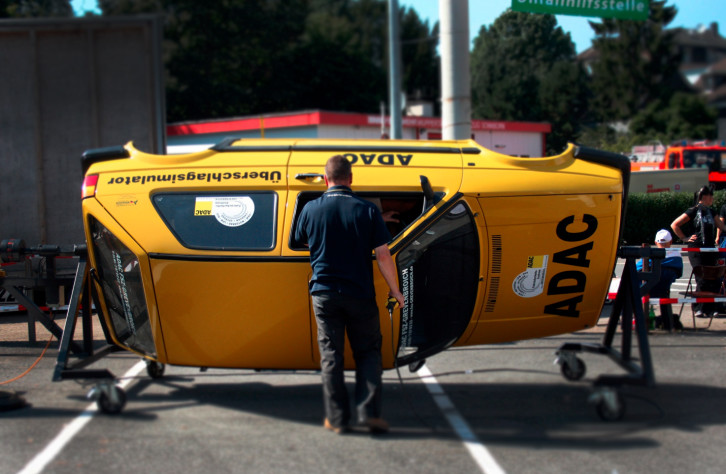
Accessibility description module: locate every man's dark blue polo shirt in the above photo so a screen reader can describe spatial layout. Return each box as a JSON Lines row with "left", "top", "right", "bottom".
{"left": 295, "top": 185, "right": 390, "bottom": 299}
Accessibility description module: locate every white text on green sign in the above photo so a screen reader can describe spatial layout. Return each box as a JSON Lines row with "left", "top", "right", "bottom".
{"left": 512, "top": 0, "right": 649, "bottom": 21}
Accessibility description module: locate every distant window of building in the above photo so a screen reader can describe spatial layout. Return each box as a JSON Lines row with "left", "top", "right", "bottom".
{"left": 692, "top": 46, "right": 707, "bottom": 63}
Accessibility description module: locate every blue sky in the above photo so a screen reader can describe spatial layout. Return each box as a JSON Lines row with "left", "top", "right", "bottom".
{"left": 70, "top": 0, "right": 99, "bottom": 15}
{"left": 400, "top": 0, "right": 726, "bottom": 53}
{"left": 71, "top": 1, "right": 726, "bottom": 54}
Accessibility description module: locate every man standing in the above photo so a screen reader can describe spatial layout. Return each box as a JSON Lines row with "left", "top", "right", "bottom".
{"left": 295, "top": 155, "right": 405, "bottom": 435}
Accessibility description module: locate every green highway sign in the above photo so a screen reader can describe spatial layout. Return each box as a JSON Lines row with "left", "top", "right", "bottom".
{"left": 512, "top": 0, "right": 649, "bottom": 21}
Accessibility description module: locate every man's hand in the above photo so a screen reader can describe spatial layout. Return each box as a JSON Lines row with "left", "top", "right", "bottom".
{"left": 388, "top": 289, "right": 405, "bottom": 309}
{"left": 382, "top": 210, "right": 400, "bottom": 223}
{"left": 375, "top": 244, "right": 405, "bottom": 309}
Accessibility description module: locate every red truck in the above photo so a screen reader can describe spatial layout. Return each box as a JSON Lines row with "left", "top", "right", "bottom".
{"left": 631, "top": 141, "right": 726, "bottom": 189}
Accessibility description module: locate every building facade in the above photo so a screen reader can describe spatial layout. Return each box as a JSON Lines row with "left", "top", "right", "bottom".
{"left": 167, "top": 110, "right": 551, "bottom": 157}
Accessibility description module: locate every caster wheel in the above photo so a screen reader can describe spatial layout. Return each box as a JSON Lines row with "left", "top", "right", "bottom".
{"left": 408, "top": 359, "right": 426, "bottom": 373}
{"left": 96, "top": 385, "right": 126, "bottom": 414}
{"left": 594, "top": 390, "right": 625, "bottom": 421}
{"left": 146, "top": 360, "right": 166, "bottom": 379}
{"left": 560, "top": 356, "right": 586, "bottom": 381}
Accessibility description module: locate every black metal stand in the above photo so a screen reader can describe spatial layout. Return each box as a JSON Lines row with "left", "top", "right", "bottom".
{"left": 2, "top": 239, "right": 130, "bottom": 413}
{"left": 52, "top": 253, "right": 119, "bottom": 382}
{"left": 1, "top": 241, "right": 93, "bottom": 353}
{"left": 555, "top": 246, "right": 664, "bottom": 420}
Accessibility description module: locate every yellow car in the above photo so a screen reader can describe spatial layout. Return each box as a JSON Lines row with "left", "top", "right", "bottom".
{"left": 81, "top": 138, "right": 628, "bottom": 372}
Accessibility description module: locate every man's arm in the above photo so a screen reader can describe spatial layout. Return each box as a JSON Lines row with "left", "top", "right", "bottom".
{"left": 374, "top": 244, "right": 405, "bottom": 308}
{"left": 715, "top": 207, "right": 726, "bottom": 235}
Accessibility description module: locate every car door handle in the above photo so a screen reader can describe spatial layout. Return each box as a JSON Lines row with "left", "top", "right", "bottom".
{"left": 295, "top": 173, "right": 325, "bottom": 182}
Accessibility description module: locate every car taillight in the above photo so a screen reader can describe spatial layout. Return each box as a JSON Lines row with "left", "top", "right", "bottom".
{"left": 82, "top": 174, "right": 99, "bottom": 199}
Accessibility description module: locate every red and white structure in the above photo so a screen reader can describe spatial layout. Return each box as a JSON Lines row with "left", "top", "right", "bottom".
{"left": 166, "top": 110, "right": 551, "bottom": 158}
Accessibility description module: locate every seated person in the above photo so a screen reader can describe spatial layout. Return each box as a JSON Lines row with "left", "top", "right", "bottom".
{"left": 637, "top": 229, "right": 684, "bottom": 330}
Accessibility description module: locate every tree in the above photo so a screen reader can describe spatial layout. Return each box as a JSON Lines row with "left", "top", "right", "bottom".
{"left": 1, "top": 0, "right": 72, "bottom": 17}
{"left": 99, "top": 0, "right": 439, "bottom": 123}
{"left": 589, "top": 1, "right": 688, "bottom": 122}
{"left": 400, "top": 6, "right": 439, "bottom": 106}
{"left": 630, "top": 92, "right": 717, "bottom": 140}
{"left": 470, "top": 10, "right": 589, "bottom": 154}
{"left": 162, "top": 0, "right": 313, "bottom": 121}
{"left": 285, "top": 0, "right": 387, "bottom": 114}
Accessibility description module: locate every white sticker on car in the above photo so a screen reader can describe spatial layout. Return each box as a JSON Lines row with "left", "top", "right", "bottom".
{"left": 194, "top": 196, "right": 255, "bottom": 227}
{"left": 512, "top": 255, "right": 548, "bottom": 298}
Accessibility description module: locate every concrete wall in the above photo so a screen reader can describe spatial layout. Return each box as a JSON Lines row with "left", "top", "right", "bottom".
{"left": 0, "top": 16, "right": 165, "bottom": 245}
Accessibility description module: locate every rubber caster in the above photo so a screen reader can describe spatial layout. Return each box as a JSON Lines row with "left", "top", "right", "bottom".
{"left": 146, "top": 360, "right": 165, "bottom": 379}
{"left": 88, "top": 383, "right": 126, "bottom": 414}
{"left": 555, "top": 352, "right": 586, "bottom": 381}
{"left": 408, "top": 359, "right": 426, "bottom": 373}
{"left": 590, "top": 388, "right": 625, "bottom": 421}
{"left": 560, "top": 356, "right": 586, "bottom": 381}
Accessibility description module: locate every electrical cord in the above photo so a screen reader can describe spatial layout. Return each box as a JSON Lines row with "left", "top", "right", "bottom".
{"left": 0, "top": 313, "right": 56, "bottom": 385}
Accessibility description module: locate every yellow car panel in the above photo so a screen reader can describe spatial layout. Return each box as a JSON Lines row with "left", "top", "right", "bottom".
{"left": 463, "top": 193, "right": 620, "bottom": 344}
{"left": 150, "top": 259, "right": 313, "bottom": 368}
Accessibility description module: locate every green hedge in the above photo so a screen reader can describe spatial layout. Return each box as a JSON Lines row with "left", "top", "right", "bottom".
{"left": 623, "top": 190, "right": 726, "bottom": 245}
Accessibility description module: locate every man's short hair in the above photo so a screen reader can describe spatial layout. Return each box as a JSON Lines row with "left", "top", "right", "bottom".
{"left": 325, "top": 155, "right": 352, "bottom": 182}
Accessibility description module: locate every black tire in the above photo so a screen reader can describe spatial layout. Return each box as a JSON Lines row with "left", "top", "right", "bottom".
{"left": 97, "top": 386, "right": 126, "bottom": 414}
{"left": 146, "top": 361, "right": 166, "bottom": 379}
{"left": 596, "top": 392, "right": 626, "bottom": 421}
{"left": 560, "top": 357, "right": 586, "bottom": 381}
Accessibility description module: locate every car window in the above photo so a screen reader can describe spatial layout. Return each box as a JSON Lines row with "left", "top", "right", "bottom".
{"left": 153, "top": 192, "right": 277, "bottom": 250}
{"left": 395, "top": 201, "right": 479, "bottom": 365}
{"left": 289, "top": 192, "right": 425, "bottom": 250}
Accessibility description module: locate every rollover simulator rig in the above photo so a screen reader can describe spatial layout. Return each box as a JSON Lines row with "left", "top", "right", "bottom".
{"left": 2, "top": 140, "right": 663, "bottom": 419}
{"left": 1, "top": 238, "right": 663, "bottom": 420}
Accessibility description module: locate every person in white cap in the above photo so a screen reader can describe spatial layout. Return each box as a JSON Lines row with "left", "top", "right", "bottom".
{"left": 638, "top": 229, "right": 684, "bottom": 329}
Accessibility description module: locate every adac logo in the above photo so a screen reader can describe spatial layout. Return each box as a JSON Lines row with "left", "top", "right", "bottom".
{"left": 115, "top": 196, "right": 138, "bottom": 207}
{"left": 341, "top": 153, "right": 413, "bottom": 166}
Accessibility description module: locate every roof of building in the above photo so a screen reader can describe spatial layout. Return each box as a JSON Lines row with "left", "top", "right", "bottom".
{"left": 707, "top": 83, "right": 726, "bottom": 104}
{"left": 577, "top": 22, "right": 726, "bottom": 62}
{"left": 672, "top": 23, "right": 726, "bottom": 50}
{"left": 167, "top": 109, "right": 551, "bottom": 137}
{"left": 707, "top": 57, "right": 726, "bottom": 74}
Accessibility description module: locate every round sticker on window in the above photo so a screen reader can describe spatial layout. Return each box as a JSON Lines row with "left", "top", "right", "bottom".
{"left": 214, "top": 196, "right": 255, "bottom": 227}
{"left": 195, "top": 196, "right": 255, "bottom": 227}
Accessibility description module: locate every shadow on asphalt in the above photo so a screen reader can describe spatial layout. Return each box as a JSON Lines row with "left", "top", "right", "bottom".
{"left": 4, "top": 371, "right": 719, "bottom": 449}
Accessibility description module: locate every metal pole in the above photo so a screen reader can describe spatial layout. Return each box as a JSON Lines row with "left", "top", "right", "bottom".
{"left": 440, "top": 0, "right": 471, "bottom": 140}
{"left": 388, "top": 0, "right": 402, "bottom": 139}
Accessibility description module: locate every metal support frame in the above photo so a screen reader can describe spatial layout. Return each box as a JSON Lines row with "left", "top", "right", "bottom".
{"left": 1, "top": 239, "right": 121, "bottom": 383}
{"left": 557, "top": 246, "right": 664, "bottom": 390}
{"left": 1, "top": 255, "right": 80, "bottom": 350}
{"left": 2, "top": 283, "right": 69, "bottom": 346}
{"left": 52, "top": 253, "right": 119, "bottom": 382}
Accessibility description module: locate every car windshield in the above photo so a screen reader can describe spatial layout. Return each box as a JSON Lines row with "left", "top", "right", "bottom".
{"left": 682, "top": 150, "right": 723, "bottom": 172}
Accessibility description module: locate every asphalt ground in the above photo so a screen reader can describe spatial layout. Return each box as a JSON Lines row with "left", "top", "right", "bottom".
{"left": 2, "top": 265, "right": 726, "bottom": 473}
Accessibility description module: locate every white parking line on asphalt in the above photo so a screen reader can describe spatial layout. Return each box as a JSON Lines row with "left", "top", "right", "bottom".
{"left": 17, "top": 360, "right": 146, "bottom": 474}
{"left": 417, "top": 365, "right": 506, "bottom": 474}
